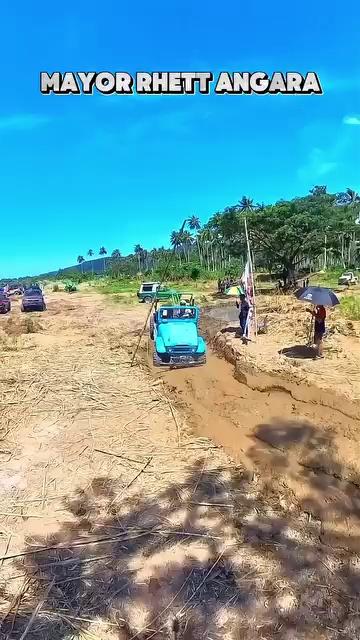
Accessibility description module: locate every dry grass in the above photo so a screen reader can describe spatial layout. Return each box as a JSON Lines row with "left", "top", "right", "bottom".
{"left": 1, "top": 293, "right": 360, "bottom": 639}
{"left": 2, "top": 317, "right": 43, "bottom": 337}
{"left": 205, "top": 292, "right": 360, "bottom": 402}
{"left": 0, "top": 330, "right": 25, "bottom": 351}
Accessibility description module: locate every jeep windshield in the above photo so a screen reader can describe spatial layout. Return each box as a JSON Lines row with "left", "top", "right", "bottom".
{"left": 159, "top": 308, "right": 196, "bottom": 320}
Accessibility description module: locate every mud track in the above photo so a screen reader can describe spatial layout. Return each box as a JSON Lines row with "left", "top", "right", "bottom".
{"left": 150, "top": 310, "right": 360, "bottom": 548}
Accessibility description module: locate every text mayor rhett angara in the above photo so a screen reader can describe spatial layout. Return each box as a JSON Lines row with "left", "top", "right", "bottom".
{"left": 40, "top": 71, "right": 322, "bottom": 95}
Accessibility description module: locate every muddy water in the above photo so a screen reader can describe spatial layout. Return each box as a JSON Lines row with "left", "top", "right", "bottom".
{"left": 151, "top": 310, "right": 360, "bottom": 539}
{"left": 202, "top": 303, "right": 239, "bottom": 323}
{"left": 154, "top": 308, "right": 360, "bottom": 471}
{"left": 162, "top": 350, "right": 360, "bottom": 471}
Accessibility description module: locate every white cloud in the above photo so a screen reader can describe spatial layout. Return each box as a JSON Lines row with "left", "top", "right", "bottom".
{"left": 343, "top": 115, "right": 360, "bottom": 126}
{"left": 298, "top": 147, "right": 338, "bottom": 181}
{"left": 0, "top": 114, "right": 50, "bottom": 132}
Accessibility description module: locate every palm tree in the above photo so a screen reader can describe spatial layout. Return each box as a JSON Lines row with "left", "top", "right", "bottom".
{"left": 170, "top": 231, "right": 183, "bottom": 265}
{"left": 337, "top": 188, "right": 360, "bottom": 206}
{"left": 110, "top": 249, "right": 122, "bottom": 277}
{"left": 181, "top": 230, "right": 193, "bottom": 262}
{"left": 345, "top": 188, "right": 360, "bottom": 205}
{"left": 188, "top": 215, "right": 202, "bottom": 264}
{"left": 134, "top": 244, "right": 144, "bottom": 272}
{"left": 198, "top": 228, "right": 213, "bottom": 270}
{"left": 344, "top": 189, "right": 360, "bottom": 258}
{"left": 99, "top": 247, "right": 107, "bottom": 273}
{"left": 188, "top": 215, "right": 201, "bottom": 231}
{"left": 336, "top": 188, "right": 360, "bottom": 257}
{"left": 87, "top": 249, "right": 94, "bottom": 275}
{"left": 142, "top": 249, "right": 149, "bottom": 272}
{"left": 148, "top": 248, "right": 157, "bottom": 271}
{"left": 77, "top": 255, "right": 85, "bottom": 273}
{"left": 256, "top": 202, "right": 266, "bottom": 211}
{"left": 170, "top": 231, "right": 182, "bottom": 247}
{"left": 238, "top": 196, "right": 255, "bottom": 212}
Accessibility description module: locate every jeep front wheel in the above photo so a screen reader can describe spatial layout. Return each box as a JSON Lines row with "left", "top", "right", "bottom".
{"left": 153, "top": 351, "right": 163, "bottom": 366}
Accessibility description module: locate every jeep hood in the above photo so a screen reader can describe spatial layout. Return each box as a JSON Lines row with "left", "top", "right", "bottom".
{"left": 158, "top": 321, "right": 198, "bottom": 347}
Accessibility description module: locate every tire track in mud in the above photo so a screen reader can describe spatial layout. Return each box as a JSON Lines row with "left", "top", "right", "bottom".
{"left": 156, "top": 350, "right": 360, "bottom": 472}
{"left": 200, "top": 307, "right": 360, "bottom": 421}
{"left": 145, "top": 310, "right": 360, "bottom": 538}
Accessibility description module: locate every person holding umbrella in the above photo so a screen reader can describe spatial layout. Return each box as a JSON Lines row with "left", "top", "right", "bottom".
{"left": 295, "top": 285, "right": 340, "bottom": 359}
{"left": 306, "top": 305, "right": 326, "bottom": 358}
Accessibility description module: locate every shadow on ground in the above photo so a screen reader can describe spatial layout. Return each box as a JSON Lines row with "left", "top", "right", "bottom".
{"left": 2, "top": 420, "right": 360, "bottom": 639}
{"left": 279, "top": 345, "right": 315, "bottom": 359}
{"left": 221, "top": 327, "right": 239, "bottom": 336}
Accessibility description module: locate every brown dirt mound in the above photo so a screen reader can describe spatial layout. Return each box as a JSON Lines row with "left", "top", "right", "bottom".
{"left": 2, "top": 316, "right": 43, "bottom": 336}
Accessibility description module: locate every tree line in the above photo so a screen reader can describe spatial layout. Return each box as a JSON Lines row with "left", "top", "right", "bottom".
{"left": 72, "top": 187, "right": 360, "bottom": 283}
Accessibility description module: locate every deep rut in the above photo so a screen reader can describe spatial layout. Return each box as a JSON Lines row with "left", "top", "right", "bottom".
{"left": 149, "top": 347, "right": 360, "bottom": 544}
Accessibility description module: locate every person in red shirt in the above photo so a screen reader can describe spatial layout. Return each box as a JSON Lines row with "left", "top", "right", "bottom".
{"left": 307, "top": 305, "right": 326, "bottom": 358}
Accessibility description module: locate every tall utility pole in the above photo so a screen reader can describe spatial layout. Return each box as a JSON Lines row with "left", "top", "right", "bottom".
{"left": 324, "top": 232, "right": 327, "bottom": 271}
{"left": 244, "top": 217, "right": 257, "bottom": 339}
{"left": 130, "top": 219, "right": 188, "bottom": 367}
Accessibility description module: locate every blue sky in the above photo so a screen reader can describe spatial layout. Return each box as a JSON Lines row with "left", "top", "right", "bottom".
{"left": 0, "top": 0, "right": 359, "bottom": 277}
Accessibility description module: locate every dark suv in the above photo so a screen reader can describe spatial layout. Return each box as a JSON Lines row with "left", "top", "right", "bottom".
{"left": 0, "top": 293, "right": 11, "bottom": 314}
{"left": 21, "top": 288, "right": 46, "bottom": 312}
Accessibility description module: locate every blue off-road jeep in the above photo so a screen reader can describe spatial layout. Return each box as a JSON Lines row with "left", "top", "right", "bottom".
{"left": 150, "top": 305, "right": 207, "bottom": 367}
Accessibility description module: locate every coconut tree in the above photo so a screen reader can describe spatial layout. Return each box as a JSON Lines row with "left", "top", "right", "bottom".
{"left": 77, "top": 255, "right": 85, "bottom": 273}
{"left": 170, "top": 231, "right": 183, "bottom": 265}
{"left": 142, "top": 248, "right": 149, "bottom": 272}
{"left": 110, "top": 249, "right": 122, "bottom": 277}
{"left": 87, "top": 249, "right": 94, "bottom": 275}
{"left": 188, "top": 215, "right": 201, "bottom": 231}
{"left": 336, "top": 188, "right": 360, "bottom": 206}
{"left": 188, "top": 215, "right": 202, "bottom": 264}
{"left": 99, "top": 247, "right": 107, "bottom": 273}
{"left": 170, "top": 231, "right": 182, "bottom": 247}
{"left": 149, "top": 248, "right": 158, "bottom": 272}
{"left": 180, "top": 230, "right": 193, "bottom": 262}
{"left": 198, "top": 227, "right": 214, "bottom": 271}
{"left": 345, "top": 188, "right": 360, "bottom": 205}
{"left": 134, "top": 244, "right": 144, "bottom": 272}
{"left": 343, "top": 192, "right": 360, "bottom": 261}
{"left": 336, "top": 189, "right": 360, "bottom": 263}
{"left": 238, "top": 196, "right": 255, "bottom": 212}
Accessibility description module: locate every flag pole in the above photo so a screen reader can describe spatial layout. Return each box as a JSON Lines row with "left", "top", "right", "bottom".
{"left": 244, "top": 217, "right": 257, "bottom": 339}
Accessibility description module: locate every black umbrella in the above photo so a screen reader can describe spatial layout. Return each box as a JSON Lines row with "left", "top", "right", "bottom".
{"left": 295, "top": 286, "right": 340, "bottom": 307}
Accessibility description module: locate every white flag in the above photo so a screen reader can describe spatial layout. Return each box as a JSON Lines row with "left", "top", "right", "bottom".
{"left": 241, "top": 260, "right": 254, "bottom": 304}
{"left": 241, "top": 260, "right": 254, "bottom": 339}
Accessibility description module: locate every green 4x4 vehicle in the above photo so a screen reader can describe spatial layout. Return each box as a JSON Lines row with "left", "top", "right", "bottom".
{"left": 137, "top": 282, "right": 179, "bottom": 303}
